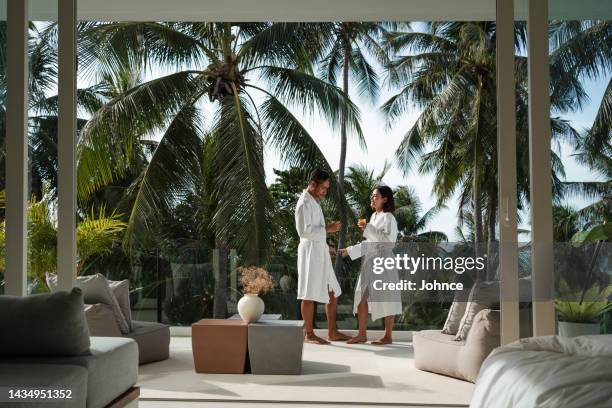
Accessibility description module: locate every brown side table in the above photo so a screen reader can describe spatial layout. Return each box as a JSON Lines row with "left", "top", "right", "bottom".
{"left": 191, "top": 319, "right": 248, "bottom": 373}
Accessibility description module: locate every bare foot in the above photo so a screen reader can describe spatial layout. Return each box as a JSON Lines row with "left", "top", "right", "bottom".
{"left": 328, "top": 331, "right": 351, "bottom": 342}
{"left": 371, "top": 337, "right": 392, "bottom": 345}
{"left": 305, "top": 333, "right": 330, "bottom": 345}
{"left": 347, "top": 334, "right": 368, "bottom": 344}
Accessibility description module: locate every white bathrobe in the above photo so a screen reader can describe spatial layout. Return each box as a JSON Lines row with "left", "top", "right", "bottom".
{"left": 346, "top": 211, "right": 403, "bottom": 321}
{"left": 295, "top": 190, "right": 342, "bottom": 304}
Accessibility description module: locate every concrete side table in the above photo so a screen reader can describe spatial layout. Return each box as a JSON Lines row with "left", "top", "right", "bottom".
{"left": 247, "top": 320, "right": 304, "bottom": 374}
{"left": 192, "top": 319, "right": 247, "bottom": 373}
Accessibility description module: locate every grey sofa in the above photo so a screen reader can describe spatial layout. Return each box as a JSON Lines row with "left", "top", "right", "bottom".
{"left": 85, "top": 303, "right": 170, "bottom": 365}
{"left": 0, "top": 289, "right": 139, "bottom": 408}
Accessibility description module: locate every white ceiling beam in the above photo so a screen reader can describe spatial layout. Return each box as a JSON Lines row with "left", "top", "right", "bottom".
{"left": 2, "top": 0, "right": 609, "bottom": 21}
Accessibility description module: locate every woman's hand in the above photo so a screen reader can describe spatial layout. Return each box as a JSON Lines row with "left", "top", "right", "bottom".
{"left": 337, "top": 248, "right": 348, "bottom": 257}
{"left": 326, "top": 221, "right": 341, "bottom": 233}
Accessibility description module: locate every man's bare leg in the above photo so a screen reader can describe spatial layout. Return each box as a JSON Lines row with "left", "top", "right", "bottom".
{"left": 301, "top": 300, "right": 329, "bottom": 344}
{"left": 347, "top": 300, "right": 368, "bottom": 344}
{"left": 326, "top": 292, "right": 350, "bottom": 341}
{"left": 372, "top": 315, "right": 394, "bottom": 345}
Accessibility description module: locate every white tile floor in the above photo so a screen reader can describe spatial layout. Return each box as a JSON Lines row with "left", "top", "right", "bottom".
{"left": 137, "top": 337, "right": 473, "bottom": 407}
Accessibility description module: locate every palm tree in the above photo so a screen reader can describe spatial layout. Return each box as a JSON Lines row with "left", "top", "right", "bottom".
{"left": 73, "top": 22, "right": 363, "bottom": 267}
{"left": 344, "top": 162, "right": 390, "bottom": 220}
{"left": 344, "top": 164, "right": 446, "bottom": 242}
{"left": 383, "top": 22, "right": 576, "bottom": 248}
{"left": 549, "top": 21, "right": 612, "bottom": 227}
{"left": 312, "top": 22, "right": 397, "bottom": 276}
{"left": 394, "top": 186, "right": 447, "bottom": 242}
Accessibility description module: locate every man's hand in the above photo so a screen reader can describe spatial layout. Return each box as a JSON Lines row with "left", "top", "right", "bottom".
{"left": 326, "top": 221, "right": 341, "bottom": 233}
{"left": 329, "top": 247, "right": 337, "bottom": 256}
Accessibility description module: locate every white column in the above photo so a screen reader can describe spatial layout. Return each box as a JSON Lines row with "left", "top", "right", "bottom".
{"left": 5, "top": 0, "right": 29, "bottom": 296}
{"left": 496, "top": 0, "right": 520, "bottom": 344}
{"left": 57, "top": 0, "right": 78, "bottom": 291}
{"left": 528, "top": 0, "right": 555, "bottom": 336}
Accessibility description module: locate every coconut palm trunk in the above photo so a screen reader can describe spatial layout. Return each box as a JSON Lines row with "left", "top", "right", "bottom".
{"left": 473, "top": 170, "right": 485, "bottom": 279}
{"left": 334, "top": 38, "right": 351, "bottom": 278}
{"left": 486, "top": 190, "right": 497, "bottom": 280}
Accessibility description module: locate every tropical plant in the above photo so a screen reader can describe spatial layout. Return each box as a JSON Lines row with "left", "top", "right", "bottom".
{"left": 394, "top": 186, "right": 447, "bottom": 242}
{"left": 345, "top": 162, "right": 391, "bottom": 220}
{"left": 311, "top": 22, "right": 398, "bottom": 276}
{"left": 344, "top": 164, "right": 446, "bottom": 242}
{"left": 76, "top": 206, "right": 128, "bottom": 273}
{"left": 268, "top": 167, "right": 308, "bottom": 257}
{"left": 26, "top": 191, "right": 126, "bottom": 288}
{"left": 383, "top": 22, "right": 576, "bottom": 248}
{"left": 572, "top": 222, "right": 612, "bottom": 244}
{"left": 556, "top": 281, "right": 612, "bottom": 323}
{"left": 72, "top": 22, "right": 363, "bottom": 268}
{"left": 553, "top": 205, "right": 584, "bottom": 242}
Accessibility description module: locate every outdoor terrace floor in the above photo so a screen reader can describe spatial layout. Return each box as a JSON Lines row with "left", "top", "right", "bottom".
{"left": 138, "top": 336, "right": 473, "bottom": 407}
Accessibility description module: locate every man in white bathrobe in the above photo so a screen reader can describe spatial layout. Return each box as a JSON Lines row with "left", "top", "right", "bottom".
{"left": 295, "top": 170, "right": 350, "bottom": 344}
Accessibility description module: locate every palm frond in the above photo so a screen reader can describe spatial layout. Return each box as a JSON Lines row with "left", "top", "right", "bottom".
{"left": 123, "top": 104, "right": 204, "bottom": 251}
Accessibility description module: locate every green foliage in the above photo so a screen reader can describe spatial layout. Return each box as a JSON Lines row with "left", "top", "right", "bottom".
{"left": 556, "top": 281, "right": 612, "bottom": 323}
{"left": 572, "top": 222, "right": 612, "bottom": 244}
{"left": 0, "top": 220, "right": 5, "bottom": 274}
{"left": 25, "top": 192, "right": 126, "bottom": 288}
{"left": 27, "top": 194, "right": 57, "bottom": 288}
{"left": 77, "top": 206, "right": 127, "bottom": 273}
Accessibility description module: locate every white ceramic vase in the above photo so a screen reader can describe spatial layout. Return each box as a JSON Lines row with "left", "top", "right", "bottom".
{"left": 237, "top": 294, "right": 265, "bottom": 323}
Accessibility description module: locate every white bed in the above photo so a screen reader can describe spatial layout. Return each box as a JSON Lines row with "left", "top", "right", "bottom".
{"left": 470, "top": 334, "right": 612, "bottom": 408}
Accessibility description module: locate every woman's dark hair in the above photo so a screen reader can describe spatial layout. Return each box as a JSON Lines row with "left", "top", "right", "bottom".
{"left": 309, "top": 169, "right": 330, "bottom": 184}
{"left": 374, "top": 185, "right": 395, "bottom": 212}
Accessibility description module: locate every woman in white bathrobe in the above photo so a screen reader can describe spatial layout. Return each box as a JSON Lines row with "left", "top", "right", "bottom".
{"left": 339, "top": 186, "right": 403, "bottom": 344}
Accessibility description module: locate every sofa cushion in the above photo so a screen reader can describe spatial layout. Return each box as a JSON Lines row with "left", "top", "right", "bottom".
{"left": 126, "top": 320, "right": 170, "bottom": 364}
{"left": 107, "top": 279, "right": 132, "bottom": 331}
{"left": 84, "top": 303, "right": 122, "bottom": 337}
{"left": 47, "top": 273, "right": 130, "bottom": 334}
{"left": 0, "top": 288, "right": 91, "bottom": 356}
{"left": 0, "top": 337, "right": 138, "bottom": 408}
{"left": 0, "top": 363, "right": 88, "bottom": 408}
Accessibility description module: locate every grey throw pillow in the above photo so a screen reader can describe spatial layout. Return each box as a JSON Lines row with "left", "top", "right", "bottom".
{"left": 0, "top": 288, "right": 91, "bottom": 356}
{"left": 107, "top": 279, "right": 132, "bottom": 331}
{"left": 47, "top": 273, "right": 130, "bottom": 334}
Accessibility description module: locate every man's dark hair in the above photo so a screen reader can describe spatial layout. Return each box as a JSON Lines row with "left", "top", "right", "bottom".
{"left": 374, "top": 185, "right": 395, "bottom": 212}
{"left": 309, "top": 169, "right": 330, "bottom": 184}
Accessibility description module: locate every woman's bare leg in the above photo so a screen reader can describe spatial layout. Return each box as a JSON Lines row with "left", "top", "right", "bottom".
{"left": 372, "top": 315, "right": 394, "bottom": 345}
{"left": 347, "top": 300, "right": 368, "bottom": 344}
